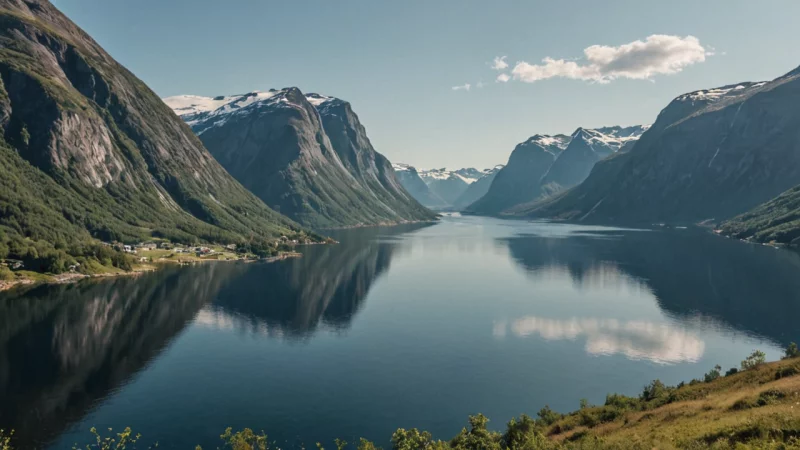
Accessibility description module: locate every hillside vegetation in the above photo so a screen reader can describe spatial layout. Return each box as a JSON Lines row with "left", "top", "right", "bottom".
{"left": 0, "top": 0, "right": 316, "bottom": 274}
{"left": 719, "top": 185, "right": 800, "bottom": 246}
{"left": 7, "top": 350, "right": 798, "bottom": 450}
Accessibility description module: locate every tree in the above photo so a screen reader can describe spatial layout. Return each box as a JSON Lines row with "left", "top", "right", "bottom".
{"left": 741, "top": 350, "right": 766, "bottom": 370}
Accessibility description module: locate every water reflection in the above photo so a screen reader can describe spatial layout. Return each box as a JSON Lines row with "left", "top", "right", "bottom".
{"left": 206, "top": 223, "right": 427, "bottom": 339}
{"left": 0, "top": 224, "right": 426, "bottom": 448}
{"left": 502, "top": 227, "right": 800, "bottom": 347}
{"left": 0, "top": 263, "right": 244, "bottom": 448}
{"left": 495, "top": 316, "right": 705, "bottom": 364}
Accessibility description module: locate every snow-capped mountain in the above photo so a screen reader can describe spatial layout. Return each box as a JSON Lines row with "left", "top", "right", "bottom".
{"left": 466, "top": 134, "right": 572, "bottom": 214}
{"left": 420, "top": 167, "right": 501, "bottom": 205}
{"left": 540, "top": 125, "right": 649, "bottom": 192}
{"left": 467, "top": 126, "right": 648, "bottom": 215}
{"left": 452, "top": 165, "right": 505, "bottom": 210}
{"left": 391, "top": 165, "right": 502, "bottom": 209}
{"left": 392, "top": 163, "right": 449, "bottom": 209}
{"left": 523, "top": 69, "right": 800, "bottom": 225}
{"left": 164, "top": 89, "right": 436, "bottom": 228}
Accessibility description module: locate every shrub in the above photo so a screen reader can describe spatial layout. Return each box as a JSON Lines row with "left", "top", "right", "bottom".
{"left": 536, "top": 405, "right": 562, "bottom": 426}
{"left": 218, "top": 427, "right": 268, "bottom": 450}
{"left": 0, "top": 266, "right": 13, "bottom": 281}
{"left": 725, "top": 367, "right": 739, "bottom": 377}
{"left": 604, "top": 393, "right": 640, "bottom": 410}
{"left": 784, "top": 342, "right": 800, "bottom": 360}
{"left": 640, "top": 380, "right": 669, "bottom": 403}
{"left": 704, "top": 365, "right": 722, "bottom": 383}
{"left": 741, "top": 350, "right": 767, "bottom": 370}
{"left": 392, "top": 428, "right": 434, "bottom": 450}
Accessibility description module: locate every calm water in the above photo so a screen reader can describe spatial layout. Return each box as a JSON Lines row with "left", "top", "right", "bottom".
{"left": 2, "top": 216, "right": 799, "bottom": 449}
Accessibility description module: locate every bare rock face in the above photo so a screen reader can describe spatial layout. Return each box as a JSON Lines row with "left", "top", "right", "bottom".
{"left": 524, "top": 71, "right": 800, "bottom": 224}
{"left": 0, "top": 0, "right": 303, "bottom": 245}
{"left": 165, "top": 90, "right": 436, "bottom": 229}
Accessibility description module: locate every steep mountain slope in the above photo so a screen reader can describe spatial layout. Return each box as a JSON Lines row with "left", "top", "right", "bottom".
{"left": 0, "top": 0, "right": 306, "bottom": 269}
{"left": 466, "top": 135, "right": 570, "bottom": 215}
{"left": 540, "top": 126, "right": 648, "bottom": 194}
{"left": 523, "top": 68, "right": 800, "bottom": 223}
{"left": 452, "top": 165, "right": 504, "bottom": 210}
{"left": 165, "top": 90, "right": 435, "bottom": 229}
{"left": 719, "top": 185, "right": 800, "bottom": 245}
{"left": 392, "top": 163, "right": 449, "bottom": 209}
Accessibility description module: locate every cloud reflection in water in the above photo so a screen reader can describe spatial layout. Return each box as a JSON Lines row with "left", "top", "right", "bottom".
{"left": 495, "top": 316, "right": 705, "bottom": 364}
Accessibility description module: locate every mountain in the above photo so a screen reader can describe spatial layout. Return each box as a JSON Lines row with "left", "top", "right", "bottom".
{"left": 539, "top": 125, "right": 648, "bottom": 195}
{"left": 418, "top": 168, "right": 471, "bottom": 204}
{"left": 522, "top": 68, "right": 800, "bottom": 224}
{"left": 0, "top": 0, "right": 307, "bottom": 272}
{"left": 391, "top": 165, "right": 495, "bottom": 209}
{"left": 452, "top": 165, "right": 504, "bottom": 210}
{"left": 466, "top": 134, "right": 570, "bottom": 215}
{"left": 719, "top": 185, "right": 800, "bottom": 245}
{"left": 165, "top": 90, "right": 435, "bottom": 229}
{"left": 392, "top": 163, "right": 449, "bottom": 209}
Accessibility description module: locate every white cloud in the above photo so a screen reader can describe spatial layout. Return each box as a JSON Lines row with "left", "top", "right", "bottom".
{"left": 510, "top": 35, "right": 710, "bottom": 84}
{"left": 496, "top": 73, "right": 510, "bottom": 83}
{"left": 491, "top": 56, "right": 509, "bottom": 71}
{"left": 452, "top": 83, "right": 471, "bottom": 91}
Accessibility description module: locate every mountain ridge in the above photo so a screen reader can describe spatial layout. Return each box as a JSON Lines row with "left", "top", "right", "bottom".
{"left": 165, "top": 89, "right": 436, "bottom": 229}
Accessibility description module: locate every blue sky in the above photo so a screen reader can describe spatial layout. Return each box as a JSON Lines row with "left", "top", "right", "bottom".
{"left": 54, "top": 0, "right": 800, "bottom": 169}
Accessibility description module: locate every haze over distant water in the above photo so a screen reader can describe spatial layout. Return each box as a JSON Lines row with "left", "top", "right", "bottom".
{"left": 2, "top": 217, "right": 798, "bottom": 449}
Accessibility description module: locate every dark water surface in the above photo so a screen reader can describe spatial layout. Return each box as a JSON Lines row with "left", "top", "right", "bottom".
{"left": 1, "top": 216, "right": 799, "bottom": 449}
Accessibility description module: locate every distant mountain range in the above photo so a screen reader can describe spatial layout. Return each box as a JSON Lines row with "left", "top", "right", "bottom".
{"left": 465, "top": 126, "right": 648, "bottom": 215}
{"left": 164, "top": 90, "right": 435, "bottom": 229}
{"left": 520, "top": 67, "right": 800, "bottom": 242}
{"left": 392, "top": 165, "right": 503, "bottom": 210}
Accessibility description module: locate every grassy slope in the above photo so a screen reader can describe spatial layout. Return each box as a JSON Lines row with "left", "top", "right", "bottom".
{"left": 543, "top": 358, "right": 800, "bottom": 449}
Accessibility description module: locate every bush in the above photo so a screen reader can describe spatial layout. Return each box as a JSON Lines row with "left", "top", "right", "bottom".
{"left": 392, "top": 428, "right": 435, "bottom": 450}
{"left": 784, "top": 342, "right": 800, "bottom": 360}
{"left": 217, "top": 428, "right": 268, "bottom": 450}
{"left": 741, "top": 350, "right": 767, "bottom": 370}
{"left": 0, "top": 266, "right": 13, "bottom": 281}
{"left": 640, "top": 380, "right": 669, "bottom": 403}
{"left": 704, "top": 365, "right": 722, "bottom": 383}
{"left": 725, "top": 367, "right": 739, "bottom": 377}
{"left": 536, "top": 405, "right": 562, "bottom": 426}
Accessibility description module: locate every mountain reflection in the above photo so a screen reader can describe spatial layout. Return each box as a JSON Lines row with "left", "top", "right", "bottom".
{"left": 205, "top": 223, "right": 427, "bottom": 339}
{"left": 0, "top": 263, "right": 245, "bottom": 449}
{"left": 502, "top": 228, "right": 800, "bottom": 346}
{"left": 0, "top": 224, "right": 425, "bottom": 448}
{"left": 495, "top": 316, "right": 705, "bottom": 364}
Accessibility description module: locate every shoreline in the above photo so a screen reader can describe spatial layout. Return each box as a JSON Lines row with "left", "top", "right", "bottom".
{"left": 0, "top": 251, "right": 303, "bottom": 293}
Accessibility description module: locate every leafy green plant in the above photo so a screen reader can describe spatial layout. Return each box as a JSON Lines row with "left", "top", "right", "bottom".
{"left": 741, "top": 350, "right": 767, "bottom": 370}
